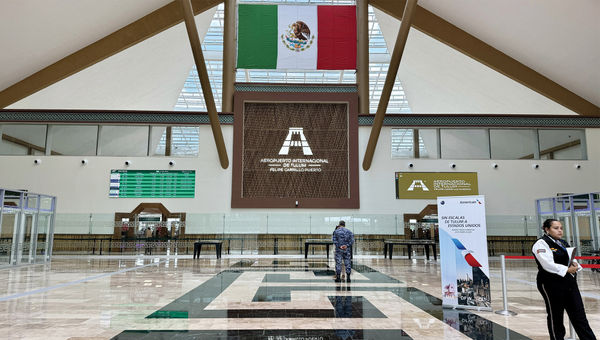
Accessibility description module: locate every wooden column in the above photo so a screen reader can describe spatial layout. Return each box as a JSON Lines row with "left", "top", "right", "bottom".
{"left": 165, "top": 126, "right": 172, "bottom": 156}
{"left": 357, "top": 0, "right": 369, "bottom": 114}
{"left": 413, "top": 128, "right": 420, "bottom": 158}
{"left": 222, "top": 0, "right": 236, "bottom": 113}
{"left": 362, "top": 0, "right": 417, "bottom": 171}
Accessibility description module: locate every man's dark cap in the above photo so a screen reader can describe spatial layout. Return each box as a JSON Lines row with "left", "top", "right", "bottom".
{"left": 339, "top": 220, "right": 345, "bottom": 226}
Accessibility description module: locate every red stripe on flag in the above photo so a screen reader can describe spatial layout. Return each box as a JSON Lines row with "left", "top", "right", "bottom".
{"left": 317, "top": 6, "right": 357, "bottom": 70}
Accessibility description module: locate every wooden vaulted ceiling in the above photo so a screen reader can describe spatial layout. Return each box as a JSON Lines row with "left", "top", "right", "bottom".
{"left": 0, "top": 0, "right": 598, "bottom": 115}
{"left": 0, "top": 0, "right": 222, "bottom": 109}
{"left": 369, "top": 0, "right": 599, "bottom": 116}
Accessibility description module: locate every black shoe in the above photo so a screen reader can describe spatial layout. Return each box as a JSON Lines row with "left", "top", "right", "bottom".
{"left": 335, "top": 276, "right": 341, "bottom": 282}
{"left": 346, "top": 275, "right": 351, "bottom": 283}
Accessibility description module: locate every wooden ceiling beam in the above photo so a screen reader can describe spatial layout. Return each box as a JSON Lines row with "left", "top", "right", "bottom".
{"left": 180, "top": 0, "right": 229, "bottom": 169}
{"left": 1, "top": 133, "right": 62, "bottom": 155}
{"left": 0, "top": 0, "right": 222, "bottom": 109}
{"left": 3, "top": 0, "right": 597, "bottom": 117}
{"left": 370, "top": 0, "right": 600, "bottom": 116}
{"left": 363, "top": 0, "right": 418, "bottom": 171}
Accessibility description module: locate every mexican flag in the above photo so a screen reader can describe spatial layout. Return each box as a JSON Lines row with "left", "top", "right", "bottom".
{"left": 237, "top": 4, "right": 357, "bottom": 70}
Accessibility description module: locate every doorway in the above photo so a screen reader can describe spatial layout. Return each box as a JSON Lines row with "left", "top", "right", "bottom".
{"left": 114, "top": 203, "right": 186, "bottom": 242}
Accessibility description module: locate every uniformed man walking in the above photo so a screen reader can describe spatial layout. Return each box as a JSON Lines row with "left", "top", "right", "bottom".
{"left": 332, "top": 220, "right": 354, "bottom": 282}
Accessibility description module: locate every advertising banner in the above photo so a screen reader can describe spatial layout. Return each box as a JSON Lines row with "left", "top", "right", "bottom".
{"left": 438, "top": 195, "right": 491, "bottom": 310}
{"left": 396, "top": 172, "right": 478, "bottom": 199}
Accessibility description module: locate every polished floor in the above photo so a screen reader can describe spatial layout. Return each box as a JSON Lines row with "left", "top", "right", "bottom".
{"left": 0, "top": 255, "right": 598, "bottom": 339}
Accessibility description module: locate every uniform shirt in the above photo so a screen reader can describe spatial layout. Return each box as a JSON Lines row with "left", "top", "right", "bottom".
{"left": 332, "top": 227, "right": 354, "bottom": 249}
{"left": 532, "top": 235, "right": 581, "bottom": 278}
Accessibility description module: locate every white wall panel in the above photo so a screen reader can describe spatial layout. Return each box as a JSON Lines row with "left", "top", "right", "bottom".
{"left": 0, "top": 126, "right": 598, "bottom": 234}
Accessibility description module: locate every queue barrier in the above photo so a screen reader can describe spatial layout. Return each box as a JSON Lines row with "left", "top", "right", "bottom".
{"left": 497, "top": 254, "right": 600, "bottom": 339}
{"left": 496, "top": 254, "right": 600, "bottom": 314}
{"left": 503, "top": 255, "right": 600, "bottom": 268}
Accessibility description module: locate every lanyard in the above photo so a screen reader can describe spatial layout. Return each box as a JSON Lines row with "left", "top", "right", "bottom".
{"left": 552, "top": 237, "right": 567, "bottom": 251}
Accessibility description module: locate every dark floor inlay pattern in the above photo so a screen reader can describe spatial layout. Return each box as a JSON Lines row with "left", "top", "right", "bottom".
{"left": 271, "top": 259, "right": 330, "bottom": 267}
{"left": 133, "top": 260, "right": 531, "bottom": 339}
{"left": 113, "top": 329, "right": 413, "bottom": 340}
{"left": 262, "top": 273, "right": 364, "bottom": 283}
{"left": 230, "top": 260, "right": 256, "bottom": 267}
{"left": 328, "top": 296, "right": 387, "bottom": 318}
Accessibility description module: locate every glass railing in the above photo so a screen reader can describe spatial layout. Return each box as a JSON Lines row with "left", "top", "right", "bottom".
{"left": 48, "top": 213, "right": 543, "bottom": 256}
{"left": 53, "top": 212, "right": 541, "bottom": 236}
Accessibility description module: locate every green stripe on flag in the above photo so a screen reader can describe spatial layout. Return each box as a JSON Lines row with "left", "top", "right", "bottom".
{"left": 237, "top": 4, "right": 278, "bottom": 69}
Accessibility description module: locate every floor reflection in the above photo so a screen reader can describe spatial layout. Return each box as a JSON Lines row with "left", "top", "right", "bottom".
{"left": 4, "top": 257, "right": 580, "bottom": 339}
{"left": 332, "top": 295, "right": 356, "bottom": 339}
{"left": 114, "top": 329, "right": 413, "bottom": 340}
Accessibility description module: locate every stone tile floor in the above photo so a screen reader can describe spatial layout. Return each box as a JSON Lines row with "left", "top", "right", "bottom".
{"left": 0, "top": 256, "right": 598, "bottom": 339}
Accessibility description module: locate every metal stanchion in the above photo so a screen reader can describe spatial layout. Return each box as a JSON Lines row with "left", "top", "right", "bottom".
{"left": 495, "top": 255, "right": 517, "bottom": 316}
{"left": 565, "top": 270, "right": 579, "bottom": 340}
{"left": 565, "top": 321, "right": 576, "bottom": 340}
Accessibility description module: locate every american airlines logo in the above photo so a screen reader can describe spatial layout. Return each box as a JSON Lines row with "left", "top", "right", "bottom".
{"left": 407, "top": 180, "right": 429, "bottom": 191}
{"left": 279, "top": 127, "right": 312, "bottom": 156}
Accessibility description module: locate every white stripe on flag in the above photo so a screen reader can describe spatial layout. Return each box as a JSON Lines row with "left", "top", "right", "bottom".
{"left": 277, "top": 5, "right": 318, "bottom": 70}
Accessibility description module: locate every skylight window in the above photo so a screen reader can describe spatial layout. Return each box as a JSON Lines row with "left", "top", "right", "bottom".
{"left": 175, "top": 1, "right": 411, "bottom": 113}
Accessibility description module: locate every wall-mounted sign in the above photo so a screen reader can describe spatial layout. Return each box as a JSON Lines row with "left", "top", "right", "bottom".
{"left": 232, "top": 87, "right": 359, "bottom": 208}
{"left": 395, "top": 172, "right": 478, "bottom": 199}
{"left": 109, "top": 170, "right": 195, "bottom": 198}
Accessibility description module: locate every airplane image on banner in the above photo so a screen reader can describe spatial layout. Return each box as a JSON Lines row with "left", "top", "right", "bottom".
{"left": 452, "top": 238, "right": 482, "bottom": 267}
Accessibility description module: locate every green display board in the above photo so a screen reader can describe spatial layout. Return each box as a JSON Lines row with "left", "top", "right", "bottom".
{"left": 109, "top": 170, "right": 195, "bottom": 198}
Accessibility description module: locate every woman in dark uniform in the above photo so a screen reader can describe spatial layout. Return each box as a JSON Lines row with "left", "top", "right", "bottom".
{"left": 532, "top": 219, "right": 596, "bottom": 340}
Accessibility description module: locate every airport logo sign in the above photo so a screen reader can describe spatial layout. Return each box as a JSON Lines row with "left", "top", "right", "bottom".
{"left": 261, "top": 127, "right": 328, "bottom": 173}
{"left": 396, "top": 172, "right": 478, "bottom": 199}
{"left": 279, "top": 127, "right": 313, "bottom": 155}
{"left": 237, "top": 102, "right": 350, "bottom": 204}
{"left": 407, "top": 179, "right": 429, "bottom": 191}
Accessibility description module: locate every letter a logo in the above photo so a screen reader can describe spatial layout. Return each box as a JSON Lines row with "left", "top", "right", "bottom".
{"left": 407, "top": 180, "right": 429, "bottom": 191}
{"left": 279, "top": 127, "right": 313, "bottom": 155}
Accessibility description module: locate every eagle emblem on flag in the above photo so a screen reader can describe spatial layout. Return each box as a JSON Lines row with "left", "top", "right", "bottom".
{"left": 281, "top": 21, "right": 315, "bottom": 52}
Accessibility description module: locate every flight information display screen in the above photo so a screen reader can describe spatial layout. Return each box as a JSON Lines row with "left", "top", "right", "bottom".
{"left": 109, "top": 170, "right": 195, "bottom": 198}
